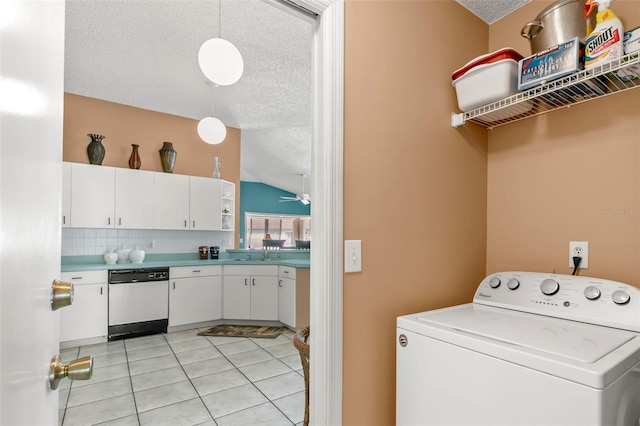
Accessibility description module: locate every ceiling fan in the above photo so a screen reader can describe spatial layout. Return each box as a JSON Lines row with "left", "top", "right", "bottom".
{"left": 279, "top": 174, "right": 311, "bottom": 205}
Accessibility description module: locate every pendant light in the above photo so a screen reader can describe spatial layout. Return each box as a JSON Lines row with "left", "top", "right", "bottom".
{"left": 198, "top": 83, "right": 227, "bottom": 145}
{"left": 198, "top": 0, "right": 244, "bottom": 86}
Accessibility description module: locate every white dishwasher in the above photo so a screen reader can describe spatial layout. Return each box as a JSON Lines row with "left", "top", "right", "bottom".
{"left": 108, "top": 267, "right": 169, "bottom": 341}
{"left": 397, "top": 271, "right": 640, "bottom": 426}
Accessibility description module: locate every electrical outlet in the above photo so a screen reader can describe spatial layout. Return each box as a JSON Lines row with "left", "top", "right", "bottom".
{"left": 569, "top": 241, "right": 589, "bottom": 269}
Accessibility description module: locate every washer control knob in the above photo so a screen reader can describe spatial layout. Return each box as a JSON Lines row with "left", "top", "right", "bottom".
{"left": 584, "top": 286, "right": 601, "bottom": 300}
{"left": 507, "top": 278, "right": 520, "bottom": 290}
{"left": 488, "top": 277, "right": 501, "bottom": 289}
{"left": 612, "top": 290, "right": 631, "bottom": 305}
{"left": 540, "top": 279, "right": 559, "bottom": 296}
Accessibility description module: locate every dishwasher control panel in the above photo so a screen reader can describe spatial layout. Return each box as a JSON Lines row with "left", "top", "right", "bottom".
{"left": 109, "top": 267, "right": 169, "bottom": 283}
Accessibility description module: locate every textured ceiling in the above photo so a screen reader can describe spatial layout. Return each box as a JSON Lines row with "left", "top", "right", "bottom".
{"left": 65, "top": 0, "right": 527, "bottom": 196}
{"left": 456, "top": 0, "right": 532, "bottom": 24}
{"left": 65, "top": 0, "right": 313, "bottom": 195}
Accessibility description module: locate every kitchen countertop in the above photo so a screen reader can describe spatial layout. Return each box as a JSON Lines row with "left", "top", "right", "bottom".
{"left": 61, "top": 253, "right": 310, "bottom": 272}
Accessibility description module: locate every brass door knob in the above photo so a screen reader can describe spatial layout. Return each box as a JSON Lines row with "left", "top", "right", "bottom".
{"left": 49, "top": 355, "right": 93, "bottom": 390}
{"left": 50, "top": 280, "right": 74, "bottom": 311}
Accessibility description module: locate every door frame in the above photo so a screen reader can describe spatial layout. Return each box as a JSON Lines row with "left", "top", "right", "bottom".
{"left": 289, "top": 0, "right": 345, "bottom": 424}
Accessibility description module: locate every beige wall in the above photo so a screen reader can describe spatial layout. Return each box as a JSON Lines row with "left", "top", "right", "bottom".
{"left": 487, "top": 0, "right": 640, "bottom": 285}
{"left": 62, "top": 93, "right": 241, "bottom": 246}
{"left": 343, "top": 1, "right": 489, "bottom": 423}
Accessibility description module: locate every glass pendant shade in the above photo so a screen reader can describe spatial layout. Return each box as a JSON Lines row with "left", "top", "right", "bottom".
{"left": 198, "top": 38, "right": 244, "bottom": 86}
{"left": 198, "top": 116, "right": 227, "bottom": 145}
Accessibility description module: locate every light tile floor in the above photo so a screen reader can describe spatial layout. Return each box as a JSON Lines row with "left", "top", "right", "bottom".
{"left": 58, "top": 328, "right": 305, "bottom": 426}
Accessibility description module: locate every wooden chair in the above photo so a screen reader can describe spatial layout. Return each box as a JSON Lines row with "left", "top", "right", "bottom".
{"left": 293, "top": 326, "right": 310, "bottom": 426}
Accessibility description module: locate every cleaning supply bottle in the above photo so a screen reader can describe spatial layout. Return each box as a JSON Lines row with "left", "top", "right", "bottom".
{"left": 584, "top": 0, "right": 624, "bottom": 70}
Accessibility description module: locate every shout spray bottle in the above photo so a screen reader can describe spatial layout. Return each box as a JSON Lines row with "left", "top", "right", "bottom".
{"left": 584, "top": 0, "right": 624, "bottom": 70}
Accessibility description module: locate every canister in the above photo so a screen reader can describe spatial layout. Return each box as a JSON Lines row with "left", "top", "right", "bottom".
{"left": 198, "top": 246, "right": 209, "bottom": 260}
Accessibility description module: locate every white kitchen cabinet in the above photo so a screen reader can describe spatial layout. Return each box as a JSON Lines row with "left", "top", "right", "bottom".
{"left": 223, "top": 265, "right": 278, "bottom": 320}
{"left": 169, "top": 266, "right": 222, "bottom": 327}
{"left": 154, "top": 172, "right": 190, "bottom": 229}
{"left": 189, "top": 176, "right": 222, "bottom": 230}
{"left": 114, "top": 168, "right": 154, "bottom": 229}
{"left": 62, "top": 162, "right": 71, "bottom": 227}
{"left": 59, "top": 270, "right": 108, "bottom": 345}
{"left": 278, "top": 266, "right": 310, "bottom": 328}
{"left": 69, "top": 162, "right": 115, "bottom": 228}
{"left": 64, "top": 162, "right": 234, "bottom": 232}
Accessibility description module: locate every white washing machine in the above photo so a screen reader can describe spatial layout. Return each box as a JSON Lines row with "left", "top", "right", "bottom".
{"left": 397, "top": 271, "right": 640, "bottom": 426}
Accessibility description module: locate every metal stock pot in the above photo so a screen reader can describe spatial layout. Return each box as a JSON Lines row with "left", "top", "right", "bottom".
{"left": 521, "top": 0, "right": 596, "bottom": 54}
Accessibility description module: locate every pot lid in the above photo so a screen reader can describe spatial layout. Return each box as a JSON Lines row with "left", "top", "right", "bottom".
{"left": 534, "top": 0, "right": 581, "bottom": 20}
{"left": 452, "top": 48, "right": 524, "bottom": 81}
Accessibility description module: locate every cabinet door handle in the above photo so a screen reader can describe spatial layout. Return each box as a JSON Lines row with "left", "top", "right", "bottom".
{"left": 252, "top": 278, "right": 255, "bottom": 286}
{"left": 279, "top": 280, "right": 282, "bottom": 287}
{"left": 192, "top": 220, "right": 196, "bottom": 228}
{"left": 118, "top": 218, "right": 122, "bottom": 226}
{"left": 100, "top": 286, "right": 103, "bottom": 295}
{"left": 184, "top": 220, "right": 187, "bottom": 228}
{"left": 193, "top": 270, "right": 201, "bottom": 273}
{"left": 283, "top": 270, "right": 289, "bottom": 275}
{"left": 70, "top": 277, "right": 82, "bottom": 280}
{"left": 63, "top": 216, "right": 66, "bottom": 225}
{"left": 244, "top": 278, "right": 248, "bottom": 286}
{"left": 108, "top": 217, "right": 111, "bottom": 225}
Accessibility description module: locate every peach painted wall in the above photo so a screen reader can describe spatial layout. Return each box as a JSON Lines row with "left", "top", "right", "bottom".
{"left": 487, "top": 1, "right": 640, "bottom": 285}
{"left": 343, "top": 1, "right": 489, "bottom": 424}
{"left": 62, "top": 93, "right": 241, "bottom": 246}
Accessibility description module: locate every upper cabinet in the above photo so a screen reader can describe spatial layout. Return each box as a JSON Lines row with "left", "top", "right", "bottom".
{"left": 115, "top": 168, "right": 155, "bottom": 229}
{"left": 70, "top": 163, "right": 115, "bottom": 228}
{"left": 154, "top": 172, "right": 190, "bottom": 230}
{"left": 451, "top": 52, "right": 640, "bottom": 129}
{"left": 65, "top": 162, "right": 235, "bottom": 231}
{"left": 190, "top": 176, "right": 222, "bottom": 231}
{"left": 62, "top": 162, "right": 71, "bottom": 228}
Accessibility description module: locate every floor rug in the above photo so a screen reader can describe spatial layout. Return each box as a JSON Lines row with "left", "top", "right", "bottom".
{"left": 198, "top": 324, "right": 287, "bottom": 339}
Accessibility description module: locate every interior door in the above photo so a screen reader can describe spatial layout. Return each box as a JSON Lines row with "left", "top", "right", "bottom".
{"left": 0, "top": 1, "right": 65, "bottom": 424}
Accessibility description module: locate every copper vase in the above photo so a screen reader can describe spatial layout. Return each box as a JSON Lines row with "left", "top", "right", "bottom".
{"left": 128, "top": 144, "right": 141, "bottom": 169}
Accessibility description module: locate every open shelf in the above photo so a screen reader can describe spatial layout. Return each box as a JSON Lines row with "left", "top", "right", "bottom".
{"left": 451, "top": 51, "right": 640, "bottom": 129}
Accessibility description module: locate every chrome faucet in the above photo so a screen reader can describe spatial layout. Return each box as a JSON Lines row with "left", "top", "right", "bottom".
{"left": 250, "top": 248, "right": 269, "bottom": 260}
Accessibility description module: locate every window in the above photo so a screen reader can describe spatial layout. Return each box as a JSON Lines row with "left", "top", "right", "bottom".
{"left": 245, "top": 213, "right": 311, "bottom": 249}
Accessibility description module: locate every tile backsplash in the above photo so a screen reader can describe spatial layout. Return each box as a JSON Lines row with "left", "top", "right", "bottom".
{"left": 61, "top": 228, "right": 233, "bottom": 256}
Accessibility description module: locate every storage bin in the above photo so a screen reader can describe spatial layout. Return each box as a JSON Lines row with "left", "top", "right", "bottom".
{"left": 452, "top": 48, "right": 524, "bottom": 112}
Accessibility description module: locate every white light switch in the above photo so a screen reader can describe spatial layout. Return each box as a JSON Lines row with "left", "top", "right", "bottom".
{"left": 345, "top": 240, "right": 362, "bottom": 273}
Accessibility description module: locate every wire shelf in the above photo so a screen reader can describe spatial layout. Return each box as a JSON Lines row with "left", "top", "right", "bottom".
{"left": 451, "top": 51, "right": 640, "bottom": 129}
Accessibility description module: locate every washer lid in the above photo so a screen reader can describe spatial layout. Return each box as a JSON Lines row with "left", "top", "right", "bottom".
{"left": 417, "top": 304, "right": 632, "bottom": 362}
{"left": 399, "top": 304, "right": 640, "bottom": 388}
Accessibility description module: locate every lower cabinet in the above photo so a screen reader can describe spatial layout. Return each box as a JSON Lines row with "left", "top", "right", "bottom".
{"left": 59, "top": 270, "right": 108, "bottom": 344}
{"left": 169, "top": 266, "right": 222, "bottom": 327}
{"left": 223, "top": 265, "right": 278, "bottom": 321}
{"left": 278, "top": 266, "right": 310, "bottom": 328}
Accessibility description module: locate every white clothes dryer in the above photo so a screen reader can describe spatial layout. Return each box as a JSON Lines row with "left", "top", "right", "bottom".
{"left": 396, "top": 271, "right": 640, "bottom": 426}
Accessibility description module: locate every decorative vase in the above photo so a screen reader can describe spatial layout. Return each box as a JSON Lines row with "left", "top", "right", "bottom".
{"left": 159, "top": 142, "right": 177, "bottom": 173}
{"left": 213, "top": 156, "right": 221, "bottom": 178}
{"left": 128, "top": 144, "right": 141, "bottom": 169}
{"left": 86, "top": 134, "right": 106, "bottom": 165}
